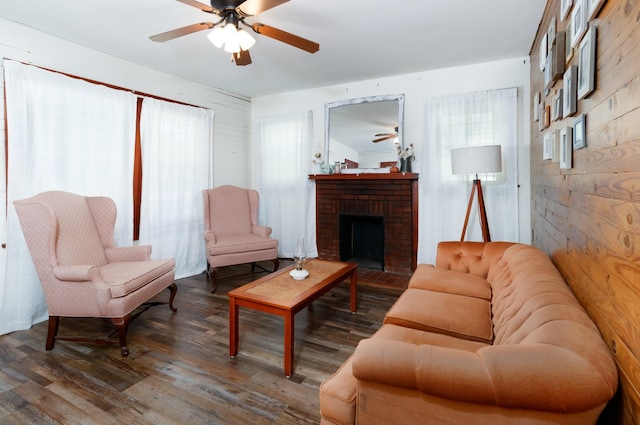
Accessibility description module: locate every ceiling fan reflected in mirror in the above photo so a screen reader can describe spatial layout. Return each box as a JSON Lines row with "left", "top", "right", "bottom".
{"left": 149, "top": 0, "right": 320, "bottom": 66}
{"left": 372, "top": 126, "right": 399, "bottom": 143}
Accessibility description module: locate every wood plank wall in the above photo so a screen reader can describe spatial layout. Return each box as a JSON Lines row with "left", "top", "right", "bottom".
{"left": 530, "top": 0, "right": 640, "bottom": 423}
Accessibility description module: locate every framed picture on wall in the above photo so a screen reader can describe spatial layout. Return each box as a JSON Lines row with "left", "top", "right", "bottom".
{"left": 560, "top": 127, "right": 573, "bottom": 169}
{"left": 588, "top": 0, "right": 606, "bottom": 20}
{"left": 544, "top": 52, "right": 553, "bottom": 89}
{"left": 573, "top": 114, "right": 586, "bottom": 150}
{"left": 544, "top": 103, "right": 551, "bottom": 129}
{"left": 548, "top": 16, "right": 557, "bottom": 46}
{"left": 552, "top": 130, "right": 561, "bottom": 163}
{"left": 533, "top": 92, "right": 540, "bottom": 121}
{"left": 578, "top": 26, "right": 596, "bottom": 99}
{"left": 565, "top": 21, "right": 574, "bottom": 63}
{"left": 563, "top": 65, "right": 577, "bottom": 117}
{"left": 561, "top": 0, "right": 574, "bottom": 21}
{"left": 540, "top": 33, "right": 548, "bottom": 71}
{"left": 552, "top": 89, "right": 563, "bottom": 121}
{"left": 543, "top": 132, "right": 552, "bottom": 160}
{"left": 571, "top": 0, "right": 587, "bottom": 48}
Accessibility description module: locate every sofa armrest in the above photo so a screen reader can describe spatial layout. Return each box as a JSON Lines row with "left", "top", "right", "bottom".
{"left": 351, "top": 338, "right": 496, "bottom": 405}
{"left": 352, "top": 338, "right": 617, "bottom": 413}
{"left": 204, "top": 230, "right": 217, "bottom": 244}
{"left": 105, "top": 245, "right": 151, "bottom": 262}
{"left": 252, "top": 225, "right": 273, "bottom": 238}
{"left": 53, "top": 265, "right": 102, "bottom": 282}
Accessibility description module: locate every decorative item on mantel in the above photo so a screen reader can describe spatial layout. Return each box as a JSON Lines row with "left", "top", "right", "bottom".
{"left": 312, "top": 144, "right": 324, "bottom": 174}
{"left": 397, "top": 143, "right": 415, "bottom": 173}
{"left": 290, "top": 238, "right": 309, "bottom": 280}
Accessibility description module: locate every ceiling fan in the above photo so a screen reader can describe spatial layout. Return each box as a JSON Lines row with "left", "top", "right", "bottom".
{"left": 150, "top": 0, "right": 320, "bottom": 66}
{"left": 372, "top": 126, "right": 398, "bottom": 143}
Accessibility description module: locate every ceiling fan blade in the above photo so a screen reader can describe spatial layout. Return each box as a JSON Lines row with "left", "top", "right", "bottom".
{"left": 176, "top": 0, "right": 217, "bottom": 14}
{"left": 150, "top": 22, "right": 214, "bottom": 42}
{"left": 251, "top": 23, "right": 319, "bottom": 53}
{"left": 375, "top": 133, "right": 395, "bottom": 137}
{"left": 238, "top": 0, "right": 289, "bottom": 16}
{"left": 233, "top": 49, "right": 252, "bottom": 66}
{"left": 372, "top": 134, "right": 397, "bottom": 143}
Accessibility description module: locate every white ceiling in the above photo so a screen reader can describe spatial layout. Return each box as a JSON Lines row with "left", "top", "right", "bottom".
{"left": 0, "top": 0, "right": 546, "bottom": 98}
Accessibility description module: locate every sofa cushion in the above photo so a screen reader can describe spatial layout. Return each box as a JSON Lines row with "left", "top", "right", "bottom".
{"left": 384, "top": 289, "right": 493, "bottom": 343}
{"left": 373, "top": 324, "right": 489, "bottom": 351}
{"left": 408, "top": 264, "right": 491, "bottom": 300}
{"left": 101, "top": 259, "right": 175, "bottom": 298}
{"left": 206, "top": 234, "right": 278, "bottom": 255}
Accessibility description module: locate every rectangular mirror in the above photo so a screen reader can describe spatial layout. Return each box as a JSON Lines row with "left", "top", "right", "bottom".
{"left": 325, "top": 94, "right": 404, "bottom": 169}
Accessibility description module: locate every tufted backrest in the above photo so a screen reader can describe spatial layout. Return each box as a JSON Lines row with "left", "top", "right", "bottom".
{"left": 480, "top": 243, "right": 619, "bottom": 405}
{"left": 487, "top": 244, "right": 601, "bottom": 344}
{"left": 435, "top": 241, "right": 515, "bottom": 278}
{"left": 202, "top": 185, "right": 259, "bottom": 236}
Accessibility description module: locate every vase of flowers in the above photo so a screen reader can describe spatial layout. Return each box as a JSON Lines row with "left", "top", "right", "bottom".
{"left": 397, "top": 144, "right": 415, "bottom": 173}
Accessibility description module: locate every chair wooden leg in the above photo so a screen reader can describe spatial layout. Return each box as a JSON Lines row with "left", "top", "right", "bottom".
{"left": 111, "top": 315, "right": 131, "bottom": 357}
{"left": 272, "top": 258, "right": 280, "bottom": 272}
{"left": 211, "top": 268, "right": 217, "bottom": 293}
{"left": 46, "top": 316, "right": 60, "bottom": 351}
{"left": 167, "top": 283, "right": 178, "bottom": 312}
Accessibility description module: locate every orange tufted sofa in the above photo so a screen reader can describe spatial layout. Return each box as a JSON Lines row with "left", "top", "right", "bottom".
{"left": 319, "top": 241, "right": 618, "bottom": 425}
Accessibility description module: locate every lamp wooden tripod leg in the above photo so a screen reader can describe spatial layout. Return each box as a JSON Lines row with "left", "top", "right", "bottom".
{"left": 460, "top": 178, "right": 491, "bottom": 242}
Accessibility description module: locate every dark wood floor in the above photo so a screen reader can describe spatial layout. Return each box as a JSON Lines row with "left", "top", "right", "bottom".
{"left": 0, "top": 261, "right": 407, "bottom": 424}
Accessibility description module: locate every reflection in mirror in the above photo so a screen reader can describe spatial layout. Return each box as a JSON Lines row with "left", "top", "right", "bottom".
{"left": 325, "top": 94, "right": 404, "bottom": 169}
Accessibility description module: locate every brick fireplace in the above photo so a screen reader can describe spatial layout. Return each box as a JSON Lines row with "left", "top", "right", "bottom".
{"left": 309, "top": 173, "right": 419, "bottom": 274}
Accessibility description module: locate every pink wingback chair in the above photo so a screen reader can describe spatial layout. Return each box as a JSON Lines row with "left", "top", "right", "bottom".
{"left": 13, "top": 191, "right": 177, "bottom": 357}
{"left": 202, "top": 185, "right": 279, "bottom": 292}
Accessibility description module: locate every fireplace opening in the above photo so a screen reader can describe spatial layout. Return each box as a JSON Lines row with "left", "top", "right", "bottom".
{"left": 339, "top": 215, "right": 384, "bottom": 270}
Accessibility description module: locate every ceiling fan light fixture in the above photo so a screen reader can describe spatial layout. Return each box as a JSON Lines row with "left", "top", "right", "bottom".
{"left": 208, "top": 21, "right": 253, "bottom": 54}
{"left": 223, "top": 38, "right": 240, "bottom": 53}
{"left": 237, "top": 29, "right": 256, "bottom": 50}
{"left": 207, "top": 26, "right": 226, "bottom": 48}
{"left": 151, "top": 0, "right": 319, "bottom": 65}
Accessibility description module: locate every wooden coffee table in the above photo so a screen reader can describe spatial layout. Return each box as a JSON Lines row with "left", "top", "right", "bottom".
{"left": 228, "top": 259, "right": 357, "bottom": 377}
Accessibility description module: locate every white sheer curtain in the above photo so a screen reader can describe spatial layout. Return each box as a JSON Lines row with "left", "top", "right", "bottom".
{"left": 419, "top": 88, "right": 519, "bottom": 264}
{"left": 138, "top": 98, "right": 214, "bottom": 279}
{"left": 1, "top": 60, "right": 137, "bottom": 335}
{"left": 254, "top": 111, "right": 316, "bottom": 258}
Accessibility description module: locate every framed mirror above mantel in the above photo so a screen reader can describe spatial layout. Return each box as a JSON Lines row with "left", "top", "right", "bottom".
{"left": 324, "top": 94, "right": 404, "bottom": 170}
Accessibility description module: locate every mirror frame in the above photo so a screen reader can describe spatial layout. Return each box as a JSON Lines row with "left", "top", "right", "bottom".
{"left": 324, "top": 94, "right": 405, "bottom": 167}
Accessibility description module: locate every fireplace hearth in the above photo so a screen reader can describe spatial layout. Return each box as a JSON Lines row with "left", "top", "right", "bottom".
{"left": 310, "top": 173, "right": 418, "bottom": 274}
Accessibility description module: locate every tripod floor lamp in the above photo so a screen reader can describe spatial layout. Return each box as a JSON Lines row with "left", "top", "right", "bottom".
{"left": 451, "top": 145, "right": 502, "bottom": 242}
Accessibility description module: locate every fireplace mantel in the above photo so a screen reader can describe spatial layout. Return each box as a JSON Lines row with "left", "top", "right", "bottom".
{"left": 309, "top": 173, "right": 419, "bottom": 274}
{"left": 308, "top": 173, "right": 419, "bottom": 181}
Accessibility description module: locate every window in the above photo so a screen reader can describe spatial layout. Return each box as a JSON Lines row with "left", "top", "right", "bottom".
{"left": 419, "top": 88, "right": 519, "bottom": 263}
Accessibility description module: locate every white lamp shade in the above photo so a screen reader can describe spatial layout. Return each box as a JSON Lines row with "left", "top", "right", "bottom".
{"left": 237, "top": 29, "right": 256, "bottom": 50}
{"left": 222, "top": 23, "right": 240, "bottom": 53}
{"left": 451, "top": 145, "right": 502, "bottom": 175}
{"left": 207, "top": 27, "right": 226, "bottom": 48}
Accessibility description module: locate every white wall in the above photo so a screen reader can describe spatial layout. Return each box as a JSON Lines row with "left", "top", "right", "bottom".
{"left": 0, "top": 16, "right": 533, "bottom": 248}
{"left": 252, "top": 57, "right": 532, "bottom": 247}
{"left": 0, "top": 18, "right": 251, "bottom": 189}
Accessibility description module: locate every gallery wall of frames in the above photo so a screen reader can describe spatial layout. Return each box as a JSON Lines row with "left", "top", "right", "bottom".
{"left": 530, "top": 0, "right": 640, "bottom": 423}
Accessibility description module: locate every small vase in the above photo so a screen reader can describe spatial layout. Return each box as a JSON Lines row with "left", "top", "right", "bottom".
{"left": 399, "top": 158, "right": 406, "bottom": 173}
{"left": 405, "top": 159, "right": 412, "bottom": 173}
